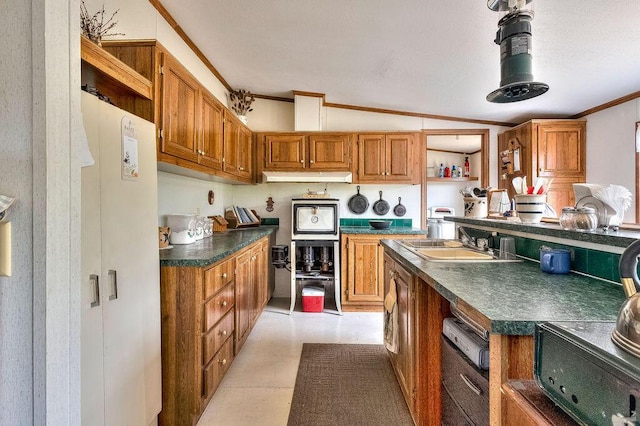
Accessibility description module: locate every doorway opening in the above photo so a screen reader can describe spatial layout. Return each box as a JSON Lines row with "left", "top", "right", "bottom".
{"left": 421, "top": 129, "right": 490, "bottom": 230}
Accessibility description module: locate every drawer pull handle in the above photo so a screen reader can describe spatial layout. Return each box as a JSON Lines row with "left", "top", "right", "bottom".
{"left": 219, "top": 358, "right": 227, "bottom": 365}
{"left": 222, "top": 272, "right": 227, "bottom": 278}
{"left": 460, "top": 374, "right": 481, "bottom": 396}
{"left": 221, "top": 300, "right": 228, "bottom": 307}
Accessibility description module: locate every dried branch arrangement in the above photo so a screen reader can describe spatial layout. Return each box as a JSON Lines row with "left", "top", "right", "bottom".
{"left": 80, "top": 0, "right": 125, "bottom": 45}
{"left": 229, "top": 89, "right": 256, "bottom": 116}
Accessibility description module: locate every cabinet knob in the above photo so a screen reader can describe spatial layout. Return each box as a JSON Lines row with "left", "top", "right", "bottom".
{"left": 222, "top": 272, "right": 227, "bottom": 278}
{"left": 220, "top": 329, "right": 228, "bottom": 336}
{"left": 221, "top": 300, "right": 228, "bottom": 307}
{"left": 201, "top": 151, "right": 206, "bottom": 156}
{"left": 310, "top": 160, "right": 314, "bottom": 164}
{"left": 239, "top": 167, "right": 244, "bottom": 171}
{"left": 219, "top": 358, "right": 227, "bottom": 365}
{"left": 300, "top": 160, "right": 304, "bottom": 163}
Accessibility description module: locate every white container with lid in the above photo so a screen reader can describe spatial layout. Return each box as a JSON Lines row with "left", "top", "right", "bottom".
{"left": 166, "top": 214, "right": 197, "bottom": 244}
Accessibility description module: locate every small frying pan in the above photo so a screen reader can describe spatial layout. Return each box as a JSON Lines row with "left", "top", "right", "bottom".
{"left": 393, "top": 197, "right": 406, "bottom": 217}
{"left": 348, "top": 185, "right": 369, "bottom": 214}
{"left": 372, "top": 191, "right": 390, "bottom": 215}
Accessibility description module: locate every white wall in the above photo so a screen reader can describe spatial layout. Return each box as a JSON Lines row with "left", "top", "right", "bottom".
{"left": 585, "top": 99, "right": 640, "bottom": 222}
{"left": 1, "top": 1, "right": 80, "bottom": 424}
{"left": 157, "top": 172, "right": 235, "bottom": 223}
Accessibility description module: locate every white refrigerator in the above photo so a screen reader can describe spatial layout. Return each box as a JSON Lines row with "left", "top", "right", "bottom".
{"left": 80, "top": 91, "right": 162, "bottom": 425}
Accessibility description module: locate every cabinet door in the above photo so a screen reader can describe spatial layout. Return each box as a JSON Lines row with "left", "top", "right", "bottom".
{"left": 199, "top": 91, "right": 224, "bottom": 170}
{"left": 235, "top": 249, "right": 252, "bottom": 354}
{"left": 346, "top": 237, "right": 385, "bottom": 303}
{"left": 86, "top": 94, "right": 161, "bottom": 425}
{"left": 308, "top": 133, "right": 351, "bottom": 170}
{"left": 237, "top": 126, "right": 253, "bottom": 180}
{"left": 357, "top": 134, "right": 386, "bottom": 181}
{"left": 536, "top": 123, "right": 585, "bottom": 179}
{"left": 383, "top": 254, "right": 415, "bottom": 413}
{"left": 264, "top": 134, "right": 306, "bottom": 170}
{"left": 223, "top": 114, "right": 240, "bottom": 175}
{"left": 386, "top": 133, "right": 415, "bottom": 182}
{"left": 160, "top": 53, "right": 199, "bottom": 163}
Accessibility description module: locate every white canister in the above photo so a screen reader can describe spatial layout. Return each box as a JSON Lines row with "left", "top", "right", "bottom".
{"left": 166, "top": 214, "right": 197, "bottom": 244}
{"left": 463, "top": 197, "right": 488, "bottom": 218}
{"left": 514, "top": 194, "right": 546, "bottom": 223}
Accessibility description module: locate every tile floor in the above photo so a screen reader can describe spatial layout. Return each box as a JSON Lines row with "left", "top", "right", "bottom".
{"left": 197, "top": 298, "right": 383, "bottom": 426}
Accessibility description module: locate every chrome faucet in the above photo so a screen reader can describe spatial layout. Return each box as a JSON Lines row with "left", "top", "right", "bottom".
{"left": 457, "top": 226, "right": 476, "bottom": 247}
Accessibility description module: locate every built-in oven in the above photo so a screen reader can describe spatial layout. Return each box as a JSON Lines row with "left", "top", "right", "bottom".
{"left": 291, "top": 199, "right": 339, "bottom": 240}
{"left": 288, "top": 198, "right": 342, "bottom": 315}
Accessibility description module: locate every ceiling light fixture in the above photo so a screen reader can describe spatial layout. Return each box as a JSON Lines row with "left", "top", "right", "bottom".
{"left": 486, "top": 0, "right": 549, "bottom": 103}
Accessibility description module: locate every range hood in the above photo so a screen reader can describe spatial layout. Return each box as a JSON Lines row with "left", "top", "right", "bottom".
{"left": 262, "top": 171, "right": 353, "bottom": 183}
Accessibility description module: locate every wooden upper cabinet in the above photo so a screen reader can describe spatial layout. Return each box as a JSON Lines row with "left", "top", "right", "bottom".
{"left": 261, "top": 133, "right": 351, "bottom": 172}
{"left": 497, "top": 119, "right": 586, "bottom": 213}
{"left": 160, "top": 53, "right": 199, "bottom": 163}
{"left": 222, "top": 113, "right": 253, "bottom": 182}
{"left": 308, "top": 134, "right": 351, "bottom": 170}
{"left": 199, "top": 90, "right": 224, "bottom": 170}
{"left": 223, "top": 114, "right": 241, "bottom": 175}
{"left": 357, "top": 134, "right": 386, "bottom": 181}
{"left": 102, "top": 40, "right": 253, "bottom": 184}
{"left": 264, "top": 134, "right": 306, "bottom": 170}
{"left": 238, "top": 126, "right": 252, "bottom": 181}
{"left": 386, "top": 133, "right": 415, "bottom": 182}
{"left": 536, "top": 123, "right": 585, "bottom": 178}
{"left": 357, "top": 133, "right": 417, "bottom": 183}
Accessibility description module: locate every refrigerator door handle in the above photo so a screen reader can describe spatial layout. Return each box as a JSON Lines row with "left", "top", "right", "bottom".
{"left": 90, "top": 274, "right": 100, "bottom": 307}
{"left": 108, "top": 269, "right": 118, "bottom": 301}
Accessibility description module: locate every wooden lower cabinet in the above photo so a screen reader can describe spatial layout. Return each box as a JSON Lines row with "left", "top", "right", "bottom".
{"left": 341, "top": 233, "right": 422, "bottom": 311}
{"left": 159, "top": 236, "right": 269, "bottom": 425}
{"left": 235, "top": 237, "right": 268, "bottom": 354}
{"left": 383, "top": 250, "right": 535, "bottom": 425}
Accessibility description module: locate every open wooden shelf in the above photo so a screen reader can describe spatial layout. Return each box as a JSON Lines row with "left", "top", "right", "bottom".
{"left": 427, "top": 176, "right": 479, "bottom": 182}
{"left": 80, "top": 36, "right": 153, "bottom": 100}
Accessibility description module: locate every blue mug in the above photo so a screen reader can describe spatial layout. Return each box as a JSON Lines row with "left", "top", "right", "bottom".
{"left": 540, "top": 248, "right": 571, "bottom": 274}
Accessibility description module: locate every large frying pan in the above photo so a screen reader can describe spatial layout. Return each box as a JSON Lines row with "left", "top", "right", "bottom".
{"left": 348, "top": 185, "right": 369, "bottom": 214}
{"left": 373, "top": 191, "right": 390, "bottom": 215}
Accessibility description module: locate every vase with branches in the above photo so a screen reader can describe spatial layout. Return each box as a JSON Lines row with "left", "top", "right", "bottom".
{"left": 229, "top": 89, "right": 255, "bottom": 123}
{"left": 80, "top": 1, "right": 125, "bottom": 46}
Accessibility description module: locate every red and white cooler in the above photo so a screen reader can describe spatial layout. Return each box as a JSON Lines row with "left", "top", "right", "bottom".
{"left": 301, "top": 286, "right": 325, "bottom": 312}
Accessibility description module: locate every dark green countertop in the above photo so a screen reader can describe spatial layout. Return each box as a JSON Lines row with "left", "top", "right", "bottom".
{"left": 340, "top": 226, "right": 428, "bottom": 235}
{"left": 447, "top": 217, "right": 640, "bottom": 248}
{"left": 381, "top": 239, "right": 625, "bottom": 336}
{"left": 159, "top": 227, "right": 276, "bottom": 267}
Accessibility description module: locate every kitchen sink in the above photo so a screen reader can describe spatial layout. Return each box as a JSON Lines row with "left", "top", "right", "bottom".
{"left": 397, "top": 239, "right": 521, "bottom": 263}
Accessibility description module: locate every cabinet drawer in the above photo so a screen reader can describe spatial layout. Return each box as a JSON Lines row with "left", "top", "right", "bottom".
{"left": 442, "top": 384, "right": 473, "bottom": 425}
{"left": 203, "top": 337, "right": 234, "bottom": 400}
{"left": 441, "top": 335, "right": 489, "bottom": 426}
{"left": 203, "top": 308, "right": 235, "bottom": 365}
{"left": 204, "top": 258, "right": 234, "bottom": 300}
{"left": 203, "top": 283, "right": 234, "bottom": 332}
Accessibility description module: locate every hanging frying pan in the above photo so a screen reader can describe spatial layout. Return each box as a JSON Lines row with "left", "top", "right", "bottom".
{"left": 347, "top": 185, "right": 369, "bottom": 214}
{"left": 393, "top": 197, "right": 407, "bottom": 217}
{"left": 372, "top": 191, "right": 390, "bottom": 215}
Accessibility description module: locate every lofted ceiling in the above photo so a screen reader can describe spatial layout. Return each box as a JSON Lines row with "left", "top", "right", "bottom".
{"left": 157, "top": 0, "right": 640, "bottom": 125}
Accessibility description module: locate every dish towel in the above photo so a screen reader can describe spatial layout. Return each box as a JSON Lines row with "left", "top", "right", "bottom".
{"left": 384, "top": 277, "right": 399, "bottom": 354}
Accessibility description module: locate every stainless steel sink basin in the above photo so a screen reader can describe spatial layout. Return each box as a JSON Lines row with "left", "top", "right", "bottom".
{"left": 397, "top": 239, "right": 521, "bottom": 263}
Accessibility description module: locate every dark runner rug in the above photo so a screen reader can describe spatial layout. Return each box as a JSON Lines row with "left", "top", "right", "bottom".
{"left": 287, "top": 343, "right": 414, "bottom": 426}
